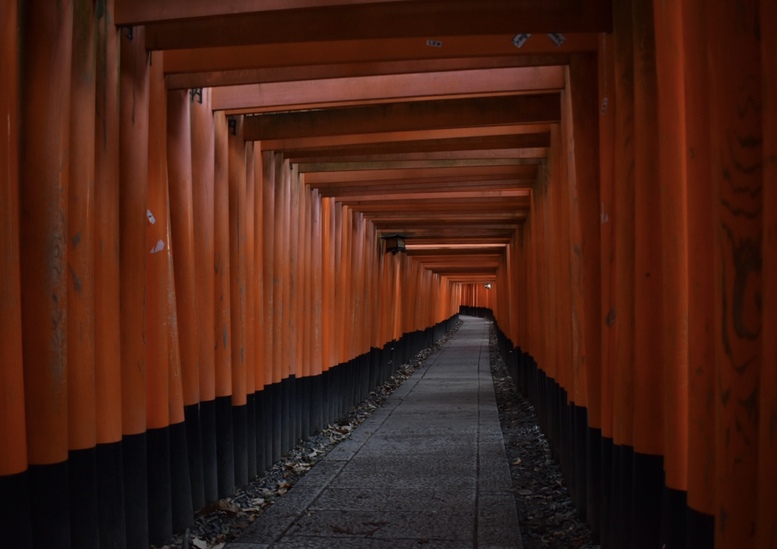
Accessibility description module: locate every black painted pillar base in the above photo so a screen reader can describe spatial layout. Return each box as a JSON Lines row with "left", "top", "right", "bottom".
{"left": 233, "top": 403, "right": 248, "bottom": 488}
{"left": 686, "top": 505, "right": 714, "bottom": 549}
{"left": 184, "top": 404, "right": 205, "bottom": 510}
{"left": 123, "top": 432, "right": 148, "bottom": 549}
{"left": 147, "top": 427, "right": 172, "bottom": 547}
{"left": 661, "top": 485, "right": 687, "bottom": 549}
{"left": 0, "top": 470, "right": 33, "bottom": 548}
{"left": 630, "top": 452, "right": 663, "bottom": 548}
{"left": 29, "top": 461, "right": 71, "bottom": 549}
{"left": 262, "top": 386, "right": 273, "bottom": 471}
{"left": 271, "top": 382, "right": 282, "bottom": 463}
{"left": 169, "top": 420, "right": 194, "bottom": 531}
{"left": 600, "top": 436, "right": 613, "bottom": 548}
{"left": 96, "top": 441, "right": 126, "bottom": 548}
{"left": 246, "top": 393, "right": 257, "bottom": 480}
{"left": 254, "top": 390, "right": 266, "bottom": 478}
{"left": 215, "top": 396, "right": 235, "bottom": 498}
{"left": 586, "top": 427, "right": 602, "bottom": 541}
{"left": 199, "top": 399, "right": 218, "bottom": 503}
{"left": 281, "top": 377, "right": 291, "bottom": 456}
{"left": 69, "top": 447, "right": 100, "bottom": 549}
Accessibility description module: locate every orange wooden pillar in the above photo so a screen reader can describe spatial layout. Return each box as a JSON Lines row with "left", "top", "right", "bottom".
{"left": 565, "top": 53, "right": 602, "bottom": 531}
{"left": 708, "top": 2, "right": 763, "bottom": 546}
{"left": 213, "top": 111, "right": 235, "bottom": 497}
{"left": 596, "top": 29, "right": 618, "bottom": 546}
{"left": 0, "top": 1, "right": 32, "bottom": 545}
{"left": 287, "top": 162, "right": 300, "bottom": 443}
{"left": 610, "top": 1, "right": 637, "bottom": 544}
{"left": 310, "top": 189, "right": 325, "bottom": 433}
{"left": 190, "top": 89, "right": 219, "bottom": 502}
{"left": 631, "top": 2, "right": 665, "bottom": 545}
{"left": 227, "top": 116, "right": 249, "bottom": 487}
{"left": 252, "top": 145, "right": 268, "bottom": 471}
{"left": 244, "top": 141, "right": 258, "bottom": 478}
{"left": 67, "top": 2, "right": 99, "bottom": 545}
{"left": 261, "top": 150, "right": 277, "bottom": 466}
{"left": 167, "top": 88, "right": 205, "bottom": 510}
{"left": 18, "top": 1, "right": 73, "bottom": 546}
{"left": 118, "top": 23, "right": 151, "bottom": 549}
{"left": 679, "top": 3, "right": 716, "bottom": 545}
{"left": 145, "top": 52, "right": 175, "bottom": 545}
{"left": 652, "top": 1, "right": 691, "bottom": 545}
{"left": 320, "top": 196, "right": 336, "bottom": 424}
{"left": 94, "top": 1, "right": 125, "bottom": 544}
{"left": 273, "top": 154, "right": 291, "bottom": 454}
{"left": 756, "top": 3, "right": 777, "bottom": 546}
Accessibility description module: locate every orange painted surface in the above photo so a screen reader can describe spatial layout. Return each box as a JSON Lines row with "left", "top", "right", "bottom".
{"left": 757, "top": 2, "right": 777, "bottom": 546}
{"left": 261, "top": 150, "right": 276, "bottom": 384}
{"left": 245, "top": 141, "right": 256, "bottom": 396}
{"left": 191, "top": 88, "right": 217, "bottom": 404}
{"left": 19, "top": 0, "right": 73, "bottom": 464}
{"left": 681, "top": 0, "right": 715, "bottom": 516}
{"left": 0, "top": 0, "right": 27, "bottom": 476}
{"left": 320, "top": 197, "right": 335, "bottom": 370}
{"left": 709, "top": 2, "right": 763, "bottom": 545}
{"left": 94, "top": 0, "right": 123, "bottom": 446}
{"left": 213, "top": 111, "right": 233, "bottom": 399}
{"left": 566, "top": 55, "right": 600, "bottom": 416}
{"left": 252, "top": 146, "right": 265, "bottom": 390}
{"left": 145, "top": 52, "right": 171, "bottom": 430}
{"left": 228, "top": 116, "right": 247, "bottom": 406}
{"left": 654, "top": 0, "right": 689, "bottom": 492}
{"left": 67, "top": 0, "right": 97, "bottom": 451}
{"left": 610, "top": 0, "right": 635, "bottom": 449}
{"left": 310, "top": 190, "right": 324, "bottom": 377}
{"left": 272, "top": 153, "right": 286, "bottom": 382}
{"left": 631, "top": 0, "right": 663, "bottom": 457}
{"left": 597, "top": 31, "right": 616, "bottom": 441}
{"left": 119, "top": 25, "right": 150, "bottom": 436}
{"left": 167, "top": 89, "right": 201, "bottom": 407}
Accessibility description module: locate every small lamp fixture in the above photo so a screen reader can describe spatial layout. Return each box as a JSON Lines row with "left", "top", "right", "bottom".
{"left": 381, "top": 233, "right": 407, "bottom": 254}
{"left": 485, "top": 283, "right": 492, "bottom": 290}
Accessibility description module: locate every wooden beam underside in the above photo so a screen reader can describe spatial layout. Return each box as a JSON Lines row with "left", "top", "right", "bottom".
{"left": 144, "top": 2, "right": 605, "bottom": 282}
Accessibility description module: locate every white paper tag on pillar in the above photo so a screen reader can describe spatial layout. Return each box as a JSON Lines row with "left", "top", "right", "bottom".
{"left": 146, "top": 209, "right": 156, "bottom": 224}
{"left": 150, "top": 240, "right": 165, "bottom": 254}
{"left": 601, "top": 97, "right": 609, "bottom": 114}
{"left": 426, "top": 39, "right": 443, "bottom": 48}
{"left": 512, "top": 33, "right": 531, "bottom": 48}
{"left": 547, "top": 33, "right": 566, "bottom": 47}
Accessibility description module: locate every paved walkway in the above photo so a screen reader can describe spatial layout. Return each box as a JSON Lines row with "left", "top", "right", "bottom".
{"left": 227, "top": 316, "right": 521, "bottom": 549}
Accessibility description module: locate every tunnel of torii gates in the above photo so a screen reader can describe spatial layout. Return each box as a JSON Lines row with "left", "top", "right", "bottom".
{"left": 0, "top": 1, "right": 775, "bottom": 548}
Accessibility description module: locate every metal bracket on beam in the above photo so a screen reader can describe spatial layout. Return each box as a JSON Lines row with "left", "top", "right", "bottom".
{"left": 190, "top": 88, "right": 203, "bottom": 104}
{"left": 123, "top": 26, "right": 133, "bottom": 40}
{"left": 227, "top": 116, "right": 237, "bottom": 136}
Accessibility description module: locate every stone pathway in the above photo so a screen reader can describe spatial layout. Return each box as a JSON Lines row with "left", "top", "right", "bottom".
{"left": 227, "top": 316, "right": 521, "bottom": 549}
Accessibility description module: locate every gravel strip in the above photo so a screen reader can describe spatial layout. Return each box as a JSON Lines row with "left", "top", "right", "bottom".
{"left": 489, "top": 323, "right": 600, "bottom": 549}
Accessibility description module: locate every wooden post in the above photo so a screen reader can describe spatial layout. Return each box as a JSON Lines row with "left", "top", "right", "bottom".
{"left": 653, "top": 0, "right": 690, "bottom": 544}
{"left": 709, "top": 1, "right": 763, "bottom": 545}
{"left": 261, "top": 149, "right": 277, "bottom": 465}
{"left": 757, "top": 2, "right": 777, "bottom": 545}
{"left": 611, "top": 1, "right": 636, "bottom": 544}
{"left": 227, "top": 115, "right": 248, "bottom": 487}
{"left": 191, "top": 88, "right": 218, "bottom": 503}
{"left": 0, "top": 1, "right": 32, "bottom": 545}
{"left": 68, "top": 1, "right": 99, "bottom": 545}
{"left": 680, "top": 2, "right": 716, "bottom": 545}
{"left": 244, "top": 141, "right": 257, "bottom": 478}
{"left": 213, "top": 111, "right": 235, "bottom": 497}
{"left": 167, "top": 87, "right": 205, "bottom": 510}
